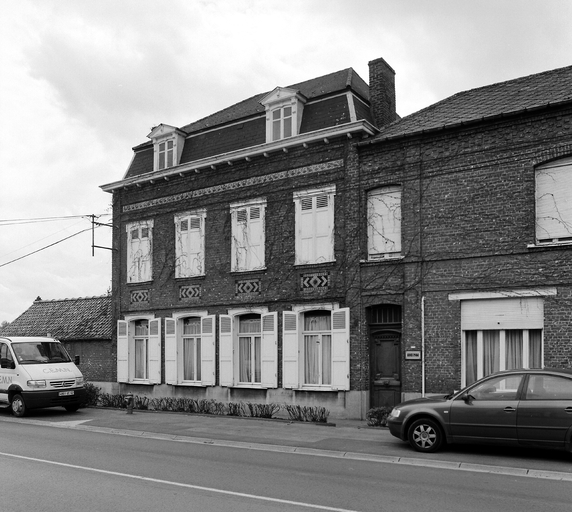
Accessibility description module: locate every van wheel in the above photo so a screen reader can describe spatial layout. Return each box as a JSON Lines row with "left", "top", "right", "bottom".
{"left": 11, "top": 394, "right": 27, "bottom": 417}
{"left": 64, "top": 405, "right": 80, "bottom": 412}
{"left": 407, "top": 418, "right": 444, "bottom": 453}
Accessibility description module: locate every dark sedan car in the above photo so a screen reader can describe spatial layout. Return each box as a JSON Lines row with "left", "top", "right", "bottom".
{"left": 387, "top": 368, "right": 572, "bottom": 453}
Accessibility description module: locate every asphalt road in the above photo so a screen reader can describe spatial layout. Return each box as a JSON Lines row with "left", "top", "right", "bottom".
{"left": 0, "top": 412, "right": 570, "bottom": 512}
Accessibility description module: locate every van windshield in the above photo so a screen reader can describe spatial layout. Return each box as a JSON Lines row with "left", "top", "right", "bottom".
{"left": 12, "top": 342, "right": 72, "bottom": 364}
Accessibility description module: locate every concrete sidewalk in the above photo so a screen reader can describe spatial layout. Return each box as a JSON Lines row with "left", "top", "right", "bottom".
{"left": 2, "top": 406, "right": 572, "bottom": 481}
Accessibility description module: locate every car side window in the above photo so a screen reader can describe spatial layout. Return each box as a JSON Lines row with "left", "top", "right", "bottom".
{"left": 469, "top": 375, "right": 523, "bottom": 401}
{"left": 0, "top": 343, "right": 14, "bottom": 368}
{"left": 525, "top": 375, "right": 572, "bottom": 400}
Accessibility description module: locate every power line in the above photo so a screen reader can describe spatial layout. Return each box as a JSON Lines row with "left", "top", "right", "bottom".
{"left": 0, "top": 213, "right": 111, "bottom": 226}
{"left": 0, "top": 227, "right": 98, "bottom": 268}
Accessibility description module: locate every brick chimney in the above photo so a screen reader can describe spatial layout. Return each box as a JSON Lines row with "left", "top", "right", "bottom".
{"left": 369, "top": 57, "right": 397, "bottom": 128}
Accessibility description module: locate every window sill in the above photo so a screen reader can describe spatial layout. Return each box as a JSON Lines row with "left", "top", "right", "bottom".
{"left": 127, "top": 380, "right": 154, "bottom": 386}
{"left": 230, "top": 268, "right": 267, "bottom": 274}
{"left": 294, "top": 261, "right": 336, "bottom": 269}
{"left": 528, "top": 241, "right": 572, "bottom": 249}
{"left": 361, "top": 255, "right": 403, "bottom": 264}
{"left": 228, "top": 384, "right": 267, "bottom": 390}
{"left": 298, "top": 386, "right": 340, "bottom": 392}
{"left": 171, "top": 382, "right": 208, "bottom": 387}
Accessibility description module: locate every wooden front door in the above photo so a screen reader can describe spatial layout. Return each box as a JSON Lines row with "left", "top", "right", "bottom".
{"left": 370, "top": 331, "right": 401, "bottom": 408}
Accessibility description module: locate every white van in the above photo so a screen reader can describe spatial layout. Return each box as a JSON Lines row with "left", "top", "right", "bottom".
{"left": 0, "top": 336, "right": 87, "bottom": 417}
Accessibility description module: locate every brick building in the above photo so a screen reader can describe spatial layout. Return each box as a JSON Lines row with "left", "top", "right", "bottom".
{"left": 101, "top": 58, "right": 572, "bottom": 418}
{"left": 0, "top": 296, "right": 113, "bottom": 384}
{"left": 358, "top": 64, "right": 572, "bottom": 405}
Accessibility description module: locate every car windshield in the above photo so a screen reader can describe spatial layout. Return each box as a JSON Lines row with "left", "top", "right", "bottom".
{"left": 12, "top": 342, "right": 72, "bottom": 364}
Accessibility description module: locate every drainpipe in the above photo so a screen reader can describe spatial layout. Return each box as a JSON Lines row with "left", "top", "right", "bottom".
{"left": 421, "top": 295, "right": 426, "bottom": 397}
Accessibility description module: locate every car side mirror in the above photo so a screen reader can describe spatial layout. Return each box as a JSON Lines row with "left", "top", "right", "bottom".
{"left": 462, "top": 393, "right": 475, "bottom": 404}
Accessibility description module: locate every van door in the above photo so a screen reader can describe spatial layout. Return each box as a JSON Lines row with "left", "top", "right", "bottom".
{"left": 0, "top": 342, "right": 16, "bottom": 405}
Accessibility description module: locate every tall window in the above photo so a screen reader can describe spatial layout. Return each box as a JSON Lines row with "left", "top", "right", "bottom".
{"left": 272, "top": 106, "right": 293, "bottom": 141}
{"left": 158, "top": 139, "right": 174, "bottom": 170}
{"left": 231, "top": 199, "right": 266, "bottom": 271}
{"left": 535, "top": 156, "right": 572, "bottom": 243}
{"left": 174, "top": 210, "right": 206, "bottom": 277}
{"left": 282, "top": 307, "right": 350, "bottom": 391}
{"left": 126, "top": 220, "right": 153, "bottom": 283}
{"left": 219, "top": 311, "right": 277, "bottom": 388}
{"left": 367, "top": 186, "right": 402, "bottom": 259}
{"left": 164, "top": 315, "right": 215, "bottom": 386}
{"left": 134, "top": 320, "right": 149, "bottom": 380}
{"left": 303, "top": 311, "right": 332, "bottom": 385}
{"left": 461, "top": 297, "right": 544, "bottom": 386}
{"left": 117, "top": 317, "right": 161, "bottom": 384}
{"left": 238, "top": 314, "right": 262, "bottom": 384}
{"left": 294, "top": 186, "right": 335, "bottom": 265}
{"left": 182, "top": 318, "right": 201, "bottom": 381}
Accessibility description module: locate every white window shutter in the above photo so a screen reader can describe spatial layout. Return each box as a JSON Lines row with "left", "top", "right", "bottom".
{"left": 231, "top": 210, "right": 245, "bottom": 271}
{"left": 201, "top": 315, "right": 216, "bottom": 386}
{"left": 148, "top": 319, "right": 161, "bottom": 384}
{"left": 138, "top": 233, "right": 152, "bottom": 282}
{"left": 297, "top": 199, "right": 314, "bottom": 264}
{"left": 188, "top": 219, "right": 204, "bottom": 275}
{"left": 164, "top": 318, "right": 177, "bottom": 384}
{"left": 219, "top": 315, "right": 233, "bottom": 386}
{"left": 331, "top": 308, "right": 350, "bottom": 390}
{"left": 249, "top": 208, "right": 265, "bottom": 269}
{"left": 117, "top": 320, "right": 129, "bottom": 383}
{"left": 315, "top": 195, "right": 334, "bottom": 262}
{"left": 261, "top": 312, "right": 277, "bottom": 388}
{"left": 175, "top": 220, "right": 190, "bottom": 278}
{"left": 282, "top": 312, "right": 299, "bottom": 389}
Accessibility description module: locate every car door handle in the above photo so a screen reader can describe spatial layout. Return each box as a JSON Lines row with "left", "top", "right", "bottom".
{"left": 565, "top": 407, "right": 572, "bottom": 414}
{"left": 504, "top": 407, "right": 516, "bottom": 413}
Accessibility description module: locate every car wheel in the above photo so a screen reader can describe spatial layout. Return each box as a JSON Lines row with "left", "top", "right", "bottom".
{"left": 407, "top": 418, "right": 443, "bottom": 453}
{"left": 64, "top": 404, "right": 80, "bottom": 412}
{"left": 11, "top": 394, "right": 27, "bottom": 417}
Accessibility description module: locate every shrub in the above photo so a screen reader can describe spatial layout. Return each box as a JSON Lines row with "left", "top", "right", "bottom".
{"left": 366, "top": 406, "right": 392, "bottom": 427}
{"left": 83, "top": 382, "right": 101, "bottom": 407}
{"left": 245, "top": 402, "right": 281, "bottom": 418}
{"left": 284, "top": 404, "right": 330, "bottom": 423}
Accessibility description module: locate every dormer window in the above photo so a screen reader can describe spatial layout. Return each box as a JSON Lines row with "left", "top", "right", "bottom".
{"left": 260, "top": 87, "right": 306, "bottom": 143}
{"left": 158, "top": 140, "right": 174, "bottom": 170}
{"left": 272, "top": 106, "right": 293, "bottom": 141}
{"left": 147, "top": 124, "right": 186, "bottom": 172}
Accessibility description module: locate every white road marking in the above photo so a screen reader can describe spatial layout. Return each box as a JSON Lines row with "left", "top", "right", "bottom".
{"left": 0, "top": 451, "right": 362, "bottom": 512}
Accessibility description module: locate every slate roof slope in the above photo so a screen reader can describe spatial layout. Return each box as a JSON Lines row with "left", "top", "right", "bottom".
{"left": 0, "top": 296, "right": 112, "bottom": 341}
{"left": 373, "top": 64, "right": 572, "bottom": 141}
{"left": 131, "top": 67, "right": 370, "bottom": 152}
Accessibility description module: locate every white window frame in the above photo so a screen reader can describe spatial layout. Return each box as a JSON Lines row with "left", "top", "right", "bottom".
{"left": 148, "top": 124, "right": 185, "bottom": 172}
{"left": 260, "top": 87, "right": 306, "bottom": 143}
{"left": 117, "top": 315, "right": 161, "bottom": 385}
{"left": 174, "top": 210, "right": 206, "bottom": 278}
{"left": 165, "top": 311, "right": 215, "bottom": 387}
{"left": 293, "top": 185, "right": 336, "bottom": 265}
{"left": 230, "top": 198, "right": 266, "bottom": 272}
{"left": 535, "top": 156, "right": 572, "bottom": 244}
{"left": 219, "top": 308, "right": 278, "bottom": 389}
{"left": 459, "top": 297, "right": 545, "bottom": 387}
{"left": 282, "top": 303, "right": 350, "bottom": 391}
{"left": 367, "top": 186, "right": 402, "bottom": 259}
{"left": 126, "top": 220, "right": 153, "bottom": 283}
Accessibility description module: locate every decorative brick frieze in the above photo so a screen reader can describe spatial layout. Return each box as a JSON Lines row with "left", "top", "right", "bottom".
{"left": 130, "top": 290, "right": 149, "bottom": 304}
{"left": 123, "top": 159, "right": 343, "bottom": 212}
{"left": 235, "top": 278, "right": 261, "bottom": 296}
{"left": 300, "top": 272, "right": 330, "bottom": 293}
{"left": 179, "top": 284, "right": 201, "bottom": 301}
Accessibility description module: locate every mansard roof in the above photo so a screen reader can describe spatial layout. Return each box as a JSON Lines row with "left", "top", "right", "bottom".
{"left": 118, "top": 67, "right": 373, "bottom": 182}
{"left": 371, "top": 64, "right": 572, "bottom": 142}
{"left": 0, "top": 296, "right": 112, "bottom": 341}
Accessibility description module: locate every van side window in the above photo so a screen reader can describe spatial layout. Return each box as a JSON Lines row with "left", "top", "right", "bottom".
{"left": 0, "top": 344, "right": 14, "bottom": 368}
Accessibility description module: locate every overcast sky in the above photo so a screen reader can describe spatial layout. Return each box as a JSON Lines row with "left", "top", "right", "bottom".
{"left": 1, "top": 0, "right": 572, "bottom": 323}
